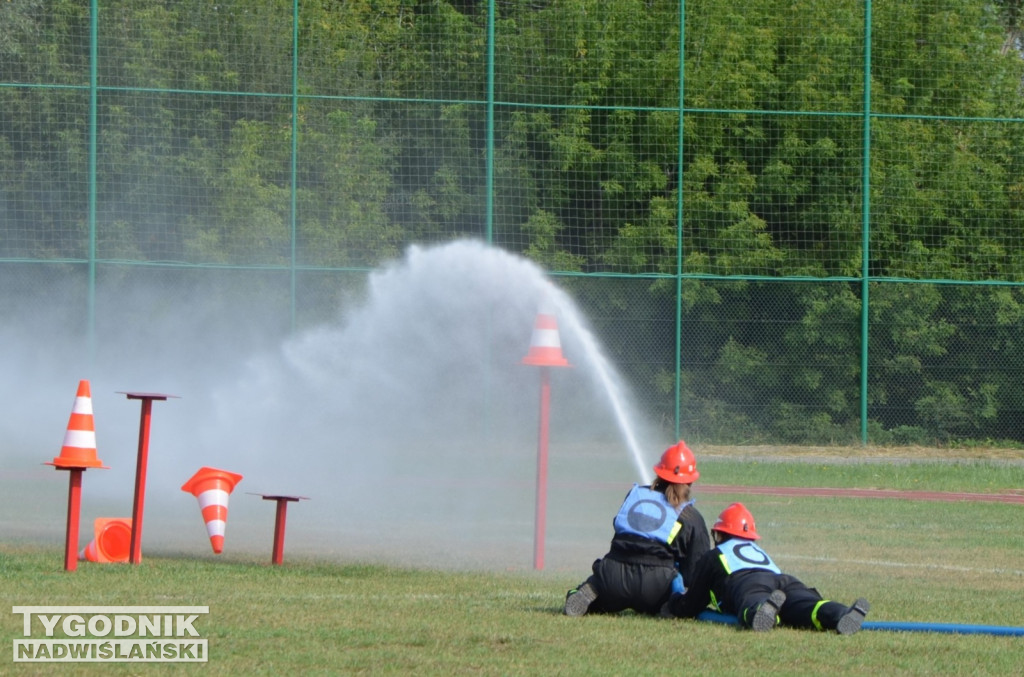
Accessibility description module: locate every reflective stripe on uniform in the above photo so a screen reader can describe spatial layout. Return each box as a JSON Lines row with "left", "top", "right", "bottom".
{"left": 811, "top": 600, "right": 828, "bottom": 630}
{"left": 668, "top": 521, "right": 682, "bottom": 544}
{"left": 709, "top": 590, "right": 722, "bottom": 612}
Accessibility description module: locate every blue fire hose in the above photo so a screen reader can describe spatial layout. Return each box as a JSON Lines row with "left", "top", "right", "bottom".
{"left": 696, "top": 610, "right": 1024, "bottom": 637}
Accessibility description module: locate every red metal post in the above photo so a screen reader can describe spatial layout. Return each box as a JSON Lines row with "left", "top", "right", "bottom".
{"left": 533, "top": 367, "right": 551, "bottom": 571}
{"left": 272, "top": 499, "right": 289, "bottom": 565}
{"left": 254, "top": 494, "right": 308, "bottom": 565}
{"left": 121, "top": 392, "right": 176, "bottom": 565}
{"left": 62, "top": 468, "right": 84, "bottom": 572}
{"left": 129, "top": 398, "right": 153, "bottom": 565}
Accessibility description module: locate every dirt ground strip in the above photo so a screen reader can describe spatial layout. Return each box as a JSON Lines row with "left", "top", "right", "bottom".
{"left": 699, "top": 484, "right": 1024, "bottom": 504}
{"left": 697, "top": 444, "right": 1024, "bottom": 464}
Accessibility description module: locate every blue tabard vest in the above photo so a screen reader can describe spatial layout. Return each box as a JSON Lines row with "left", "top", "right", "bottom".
{"left": 612, "top": 484, "right": 690, "bottom": 545}
{"left": 716, "top": 537, "right": 782, "bottom": 574}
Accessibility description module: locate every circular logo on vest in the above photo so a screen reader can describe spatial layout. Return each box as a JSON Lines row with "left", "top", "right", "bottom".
{"left": 627, "top": 499, "right": 668, "bottom": 533}
{"left": 732, "top": 542, "right": 771, "bottom": 566}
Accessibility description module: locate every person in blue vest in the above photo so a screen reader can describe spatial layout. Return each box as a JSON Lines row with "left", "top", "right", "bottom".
{"left": 563, "top": 440, "right": 711, "bottom": 616}
{"left": 661, "top": 502, "right": 870, "bottom": 634}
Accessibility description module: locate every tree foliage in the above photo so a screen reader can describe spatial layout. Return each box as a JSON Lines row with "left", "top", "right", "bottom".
{"left": 3, "top": 0, "right": 1024, "bottom": 443}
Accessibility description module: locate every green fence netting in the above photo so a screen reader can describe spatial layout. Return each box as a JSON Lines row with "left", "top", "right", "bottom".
{"left": 3, "top": 0, "right": 1024, "bottom": 446}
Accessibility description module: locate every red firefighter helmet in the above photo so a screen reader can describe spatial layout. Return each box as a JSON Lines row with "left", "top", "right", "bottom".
{"left": 713, "top": 502, "right": 760, "bottom": 540}
{"left": 653, "top": 440, "right": 700, "bottom": 484}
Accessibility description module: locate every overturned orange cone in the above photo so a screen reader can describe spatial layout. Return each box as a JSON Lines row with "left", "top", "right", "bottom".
{"left": 79, "top": 517, "right": 132, "bottom": 563}
{"left": 47, "top": 379, "right": 107, "bottom": 469}
{"left": 181, "top": 466, "right": 243, "bottom": 554}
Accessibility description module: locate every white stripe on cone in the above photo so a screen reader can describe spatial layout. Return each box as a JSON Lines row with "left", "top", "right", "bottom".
{"left": 62, "top": 429, "right": 97, "bottom": 449}
{"left": 197, "top": 489, "right": 230, "bottom": 510}
{"left": 204, "top": 520, "right": 226, "bottom": 537}
{"left": 70, "top": 396, "right": 93, "bottom": 414}
{"left": 529, "top": 326, "right": 562, "bottom": 348}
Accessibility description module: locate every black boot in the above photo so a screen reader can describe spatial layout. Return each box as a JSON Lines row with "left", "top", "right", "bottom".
{"left": 563, "top": 582, "right": 598, "bottom": 616}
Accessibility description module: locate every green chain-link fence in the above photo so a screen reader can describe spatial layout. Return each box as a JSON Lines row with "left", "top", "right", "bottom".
{"left": 4, "top": 0, "right": 1024, "bottom": 446}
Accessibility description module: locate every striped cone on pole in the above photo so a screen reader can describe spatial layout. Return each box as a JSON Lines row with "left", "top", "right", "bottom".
{"left": 521, "top": 302, "right": 571, "bottom": 368}
{"left": 181, "top": 467, "right": 243, "bottom": 554}
{"left": 521, "top": 300, "right": 571, "bottom": 571}
{"left": 46, "top": 380, "right": 108, "bottom": 572}
{"left": 47, "top": 379, "right": 107, "bottom": 469}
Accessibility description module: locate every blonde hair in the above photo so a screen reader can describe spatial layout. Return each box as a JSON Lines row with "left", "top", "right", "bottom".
{"left": 651, "top": 478, "right": 692, "bottom": 509}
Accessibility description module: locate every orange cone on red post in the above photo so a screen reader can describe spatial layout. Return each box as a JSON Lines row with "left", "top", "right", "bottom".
{"left": 79, "top": 517, "right": 133, "bottom": 563}
{"left": 182, "top": 466, "right": 243, "bottom": 554}
{"left": 47, "top": 380, "right": 108, "bottom": 470}
{"left": 46, "top": 379, "right": 108, "bottom": 572}
{"left": 521, "top": 300, "right": 572, "bottom": 571}
{"left": 522, "top": 302, "right": 572, "bottom": 368}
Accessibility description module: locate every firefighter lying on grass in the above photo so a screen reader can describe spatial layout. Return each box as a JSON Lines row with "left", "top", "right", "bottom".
{"left": 563, "top": 441, "right": 711, "bottom": 617}
{"left": 660, "top": 502, "right": 870, "bottom": 634}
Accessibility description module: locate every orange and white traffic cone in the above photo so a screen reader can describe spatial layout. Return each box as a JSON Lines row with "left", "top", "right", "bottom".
{"left": 79, "top": 517, "right": 132, "bottom": 563}
{"left": 46, "top": 380, "right": 108, "bottom": 469}
{"left": 45, "top": 380, "right": 108, "bottom": 572}
{"left": 521, "top": 303, "right": 572, "bottom": 368}
{"left": 181, "top": 467, "right": 243, "bottom": 554}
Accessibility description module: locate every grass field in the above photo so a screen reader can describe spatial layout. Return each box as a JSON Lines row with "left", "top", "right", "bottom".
{"left": 3, "top": 454, "right": 1023, "bottom": 675}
